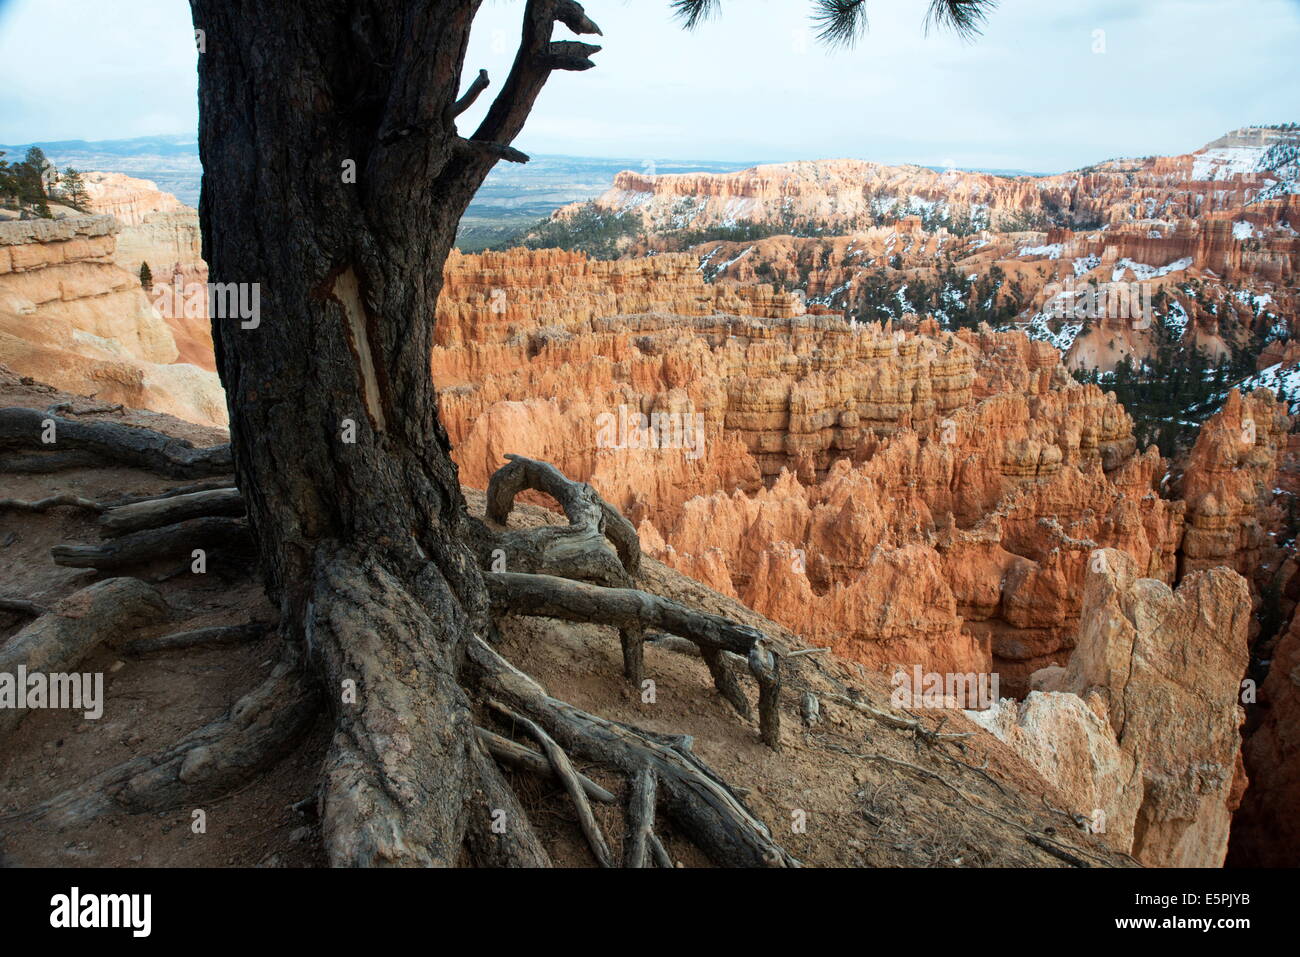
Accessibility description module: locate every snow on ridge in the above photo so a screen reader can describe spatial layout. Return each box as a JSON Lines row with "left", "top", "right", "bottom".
{"left": 1072, "top": 255, "right": 1101, "bottom": 277}
{"left": 1018, "top": 243, "right": 1063, "bottom": 259}
{"left": 1111, "top": 256, "right": 1193, "bottom": 282}
{"left": 1191, "top": 145, "right": 1266, "bottom": 181}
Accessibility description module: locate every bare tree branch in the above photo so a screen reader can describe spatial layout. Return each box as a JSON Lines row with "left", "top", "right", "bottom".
{"left": 448, "top": 68, "right": 491, "bottom": 121}
{"left": 473, "top": 0, "right": 603, "bottom": 149}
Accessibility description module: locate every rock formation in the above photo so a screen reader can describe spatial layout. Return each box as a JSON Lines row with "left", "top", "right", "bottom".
{"left": 541, "top": 128, "right": 1298, "bottom": 377}
{"left": 81, "top": 171, "right": 188, "bottom": 226}
{"left": 974, "top": 548, "right": 1253, "bottom": 867}
{"left": 1177, "top": 389, "right": 1292, "bottom": 593}
{"left": 565, "top": 127, "right": 1300, "bottom": 240}
{"left": 0, "top": 215, "right": 224, "bottom": 426}
{"left": 432, "top": 250, "right": 1224, "bottom": 694}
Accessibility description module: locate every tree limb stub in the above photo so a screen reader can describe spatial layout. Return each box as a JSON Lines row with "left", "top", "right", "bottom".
{"left": 456, "top": 137, "right": 530, "bottom": 165}
{"left": 449, "top": 68, "right": 491, "bottom": 120}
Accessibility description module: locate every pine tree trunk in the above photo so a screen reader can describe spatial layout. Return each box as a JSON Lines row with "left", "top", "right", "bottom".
{"left": 169, "top": 0, "right": 790, "bottom": 869}
{"left": 191, "top": 0, "right": 517, "bottom": 865}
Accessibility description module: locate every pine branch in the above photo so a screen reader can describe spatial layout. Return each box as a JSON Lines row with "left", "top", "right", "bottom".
{"left": 925, "top": 0, "right": 997, "bottom": 40}
{"left": 670, "top": 0, "right": 720, "bottom": 30}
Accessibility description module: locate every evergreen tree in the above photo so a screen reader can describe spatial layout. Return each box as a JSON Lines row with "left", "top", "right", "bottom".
{"left": 14, "top": 147, "right": 52, "bottom": 217}
{"left": 0, "top": 151, "right": 17, "bottom": 206}
{"left": 61, "top": 167, "right": 89, "bottom": 210}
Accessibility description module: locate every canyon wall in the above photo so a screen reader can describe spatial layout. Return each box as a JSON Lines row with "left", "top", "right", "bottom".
{"left": 0, "top": 214, "right": 224, "bottom": 426}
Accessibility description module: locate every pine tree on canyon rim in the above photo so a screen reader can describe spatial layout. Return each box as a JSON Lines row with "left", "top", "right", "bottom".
{"left": 9, "top": 0, "right": 997, "bottom": 867}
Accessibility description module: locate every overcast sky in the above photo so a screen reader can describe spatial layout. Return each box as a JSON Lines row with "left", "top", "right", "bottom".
{"left": 1, "top": 0, "right": 1298, "bottom": 172}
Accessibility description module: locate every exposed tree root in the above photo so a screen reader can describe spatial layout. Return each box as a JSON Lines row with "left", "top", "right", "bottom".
{"left": 45, "top": 400, "right": 125, "bottom": 417}
{"left": 51, "top": 516, "right": 251, "bottom": 569}
{"left": 471, "top": 635, "right": 798, "bottom": 867}
{"left": 1, "top": 644, "right": 318, "bottom": 831}
{"left": 480, "top": 454, "right": 782, "bottom": 747}
{"left": 484, "top": 454, "right": 639, "bottom": 586}
{"left": 475, "top": 726, "right": 615, "bottom": 802}
{"left": 121, "top": 621, "right": 270, "bottom": 657}
{"left": 0, "top": 597, "right": 45, "bottom": 619}
{"left": 821, "top": 691, "right": 974, "bottom": 746}
{"left": 622, "top": 767, "right": 656, "bottom": 868}
{"left": 0, "top": 578, "right": 168, "bottom": 736}
{"left": 98, "top": 487, "right": 244, "bottom": 537}
{"left": 486, "top": 571, "right": 781, "bottom": 747}
{"left": 105, "top": 480, "right": 239, "bottom": 507}
{"left": 0, "top": 492, "right": 107, "bottom": 513}
{"left": 0, "top": 450, "right": 105, "bottom": 473}
{"left": 0, "top": 408, "right": 233, "bottom": 478}
{"left": 462, "top": 736, "right": 553, "bottom": 867}
{"left": 489, "top": 699, "right": 613, "bottom": 866}
{"left": 8, "top": 455, "right": 794, "bottom": 868}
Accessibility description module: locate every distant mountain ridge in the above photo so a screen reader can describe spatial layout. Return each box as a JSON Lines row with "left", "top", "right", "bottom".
{"left": 544, "top": 126, "right": 1300, "bottom": 245}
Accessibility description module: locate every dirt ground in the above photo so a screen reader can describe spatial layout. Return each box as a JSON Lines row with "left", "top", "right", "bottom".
{"left": 0, "top": 368, "right": 1133, "bottom": 867}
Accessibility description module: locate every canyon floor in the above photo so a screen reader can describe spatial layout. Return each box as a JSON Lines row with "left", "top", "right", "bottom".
{"left": 0, "top": 369, "right": 1132, "bottom": 868}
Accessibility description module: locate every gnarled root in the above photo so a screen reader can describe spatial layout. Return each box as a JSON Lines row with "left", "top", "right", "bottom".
{"left": 484, "top": 454, "right": 639, "bottom": 586}
{"left": 475, "top": 726, "right": 615, "bottom": 802}
{"left": 98, "top": 487, "right": 244, "bottom": 537}
{"left": 51, "top": 516, "right": 251, "bottom": 569}
{"left": 471, "top": 635, "right": 798, "bottom": 867}
{"left": 7, "top": 453, "right": 795, "bottom": 868}
{"left": 121, "top": 621, "right": 270, "bottom": 657}
{"left": 1, "top": 642, "right": 318, "bottom": 831}
{"left": 486, "top": 571, "right": 781, "bottom": 748}
{"left": 479, "top": 454, "right": 781, "bottom": 747}
{"left": 0, "top": 578, "right": 168, "bottom": 737}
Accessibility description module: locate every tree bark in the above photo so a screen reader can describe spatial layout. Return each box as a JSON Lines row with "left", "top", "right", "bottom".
{"left": 188, "top": 0, "right": 596, "bottom": 866}
{"left": 172, "top": 0, "right": 789, "bottom": 868}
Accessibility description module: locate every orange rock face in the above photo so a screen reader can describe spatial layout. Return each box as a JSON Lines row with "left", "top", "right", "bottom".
{"left": 1177, "top": 389, "right": 1292, "bottom": 594}
{"left": 555, "top": 129, "right": 1299, "bottom": 377}
{"left": 574, "top": 127, "right": 1300, "bottom": 238}
{"left": 0, "top": 215, "right": 224, "bottom": 427}
{"left": 976, "top": 548, "right": 1253, "bottom": 867}
{"left": 433, "top": 249, "right": 1206, "bottom": 694}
